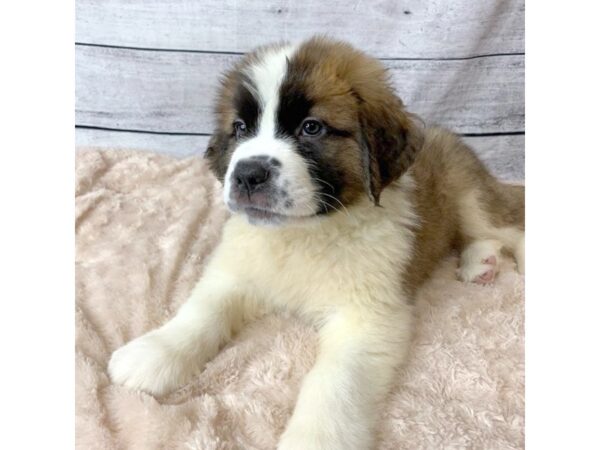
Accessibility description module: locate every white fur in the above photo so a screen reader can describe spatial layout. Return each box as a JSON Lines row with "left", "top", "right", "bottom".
{"left": 222, "top": 44, "right": 320, "bottom": 219}
{"left": 457, "top": 239, "right": 502, "bottom": 283}
{"left": 108, "top": 178, "right": 417, "bottom": 450}
{"left": 458, "top": 191, "right": 525, "bottom": 274}
{"left": 223, "top": 135, "right": 318, "bottom": 217}
{"left": 248, "top": 45, "right": 297, "bottom": 135}
{"left": 108, "top": 170, "right": 523, "bottom": 449}
{"left": 107, "top": 47, "right": 524, "bottom": 448}
{"left": 107, "top": 139, "right": 525, "bottom": 449}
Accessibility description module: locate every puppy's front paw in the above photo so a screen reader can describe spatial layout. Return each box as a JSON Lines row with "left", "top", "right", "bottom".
{"left": 108, "top": 330, "right": 194, "bottom": 395}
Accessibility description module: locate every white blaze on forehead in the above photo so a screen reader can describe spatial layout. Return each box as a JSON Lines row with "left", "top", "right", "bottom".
{"left": 223, "top": 43, "right": 320, "bottom": 220}
{"left": 245, "top": 44, "right": 298, "bottom": 136}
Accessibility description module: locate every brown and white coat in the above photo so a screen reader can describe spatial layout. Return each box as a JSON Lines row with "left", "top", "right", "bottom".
{"left": 109, "top": 37, "right": 525, "bottom": 450}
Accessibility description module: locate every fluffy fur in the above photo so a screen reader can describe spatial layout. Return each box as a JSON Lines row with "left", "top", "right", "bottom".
{"left": 107, "top": 37, "right": 525, "bottom": 450}
{"left": 75, "top": 149, "right": 524, "bottom": 449}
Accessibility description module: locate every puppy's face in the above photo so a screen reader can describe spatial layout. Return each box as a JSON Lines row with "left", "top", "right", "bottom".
{"left": 205, "top": 37, "right": 422, "bottom": 226}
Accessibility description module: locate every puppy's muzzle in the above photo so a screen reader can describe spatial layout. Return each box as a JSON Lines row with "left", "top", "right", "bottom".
{"left": 233, "top": 159, "right": 271, "bottom": 197}
{"left": 229, "top": 156, "right": 282, "bottom": 210}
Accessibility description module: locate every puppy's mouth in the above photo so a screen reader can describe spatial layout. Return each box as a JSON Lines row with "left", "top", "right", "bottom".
{"left": 243, "top": 206, "right": 289, "bottom": 221}
{"left": 227, "top": 201, "right": 317, "bottom": 226}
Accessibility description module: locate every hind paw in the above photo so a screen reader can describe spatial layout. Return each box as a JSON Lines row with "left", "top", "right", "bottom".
{"left": 457, "top": 261, "right": 497, "bottom": 285}
{"left": 473, "top": 267, "right": 496, "bottom": 284}
{"left": 457, "top": 240, "right": 502, "bottom": 285}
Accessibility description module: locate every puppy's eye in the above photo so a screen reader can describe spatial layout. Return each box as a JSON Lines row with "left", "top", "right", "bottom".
{"left": 233, "top": 119, "right": 247, "bottom": 138}
{"left": 300, "top": 118, "right": 324, "bottom": 137}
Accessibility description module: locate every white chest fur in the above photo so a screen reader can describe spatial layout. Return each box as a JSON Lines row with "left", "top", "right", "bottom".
{"left": 108, "top": 176, "right": 419, "bottom": 450}
{"left": 209, "top": 177, "right": 418, "bottom": 320}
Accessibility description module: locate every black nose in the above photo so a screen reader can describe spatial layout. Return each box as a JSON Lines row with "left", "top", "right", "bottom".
{"left": 233, "top": 159, "right": 271, "bottom": 195}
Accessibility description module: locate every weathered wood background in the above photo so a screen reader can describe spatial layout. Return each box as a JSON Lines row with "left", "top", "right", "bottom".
{"left": 75, "top": 0, "right": 524, "bottom": 181}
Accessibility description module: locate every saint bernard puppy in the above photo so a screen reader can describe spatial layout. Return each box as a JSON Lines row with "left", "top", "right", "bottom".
{"left": 108, "top": 36, "right": 525, "bottom": 449}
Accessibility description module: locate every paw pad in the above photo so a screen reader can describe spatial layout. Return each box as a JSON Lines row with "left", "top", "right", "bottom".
{"left": 474, "top": 268, "right": 495, "bottom": 285}
{"left": 457, "top": 251, "right": 499, "bottom": 285}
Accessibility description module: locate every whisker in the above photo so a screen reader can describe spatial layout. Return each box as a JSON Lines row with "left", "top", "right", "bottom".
{"left": 317, "top": 197, "right": 348, "bottom": 218}
{"left": 312, "top": 176, "right": 335, "bottom": 193}
{"left": 319, "top": 192, "right": 351, "bottom": 217}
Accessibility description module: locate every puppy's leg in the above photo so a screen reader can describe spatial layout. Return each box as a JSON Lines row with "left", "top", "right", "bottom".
{"left": 457, "top": 239, "right": 503, "bottom": 284}
{"left": 278, "top": 305, "right": 412, "bottom": 450}
{"left": 456, "top": 185, "right": 525, "bottom": 279}
{"left": 108, "top": 269, "right": 254, "bottom": 395}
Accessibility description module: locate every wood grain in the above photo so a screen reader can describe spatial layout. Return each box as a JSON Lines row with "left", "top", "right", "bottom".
{"left": 76, "top": 0, "right": 524, "bottom": 58}
{"left": 76, "top": 129, "right": 524, "bottom": 181}
{"left": 76, "top": 45, "right": 524, "bottom": 135}
{"left": 76, "top": 128, "right": 209, "bottom": 158}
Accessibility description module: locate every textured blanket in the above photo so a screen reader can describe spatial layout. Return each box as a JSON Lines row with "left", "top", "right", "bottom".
{"left": 75, "top": 149, "right": 524, "bottom": 450}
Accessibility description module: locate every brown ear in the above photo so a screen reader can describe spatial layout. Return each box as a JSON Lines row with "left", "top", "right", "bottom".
{"left": 204, "top": 131, "right": 232, "bottom": 183}
{"left": 359, "top": 95, "right": 423, "bottom": 205}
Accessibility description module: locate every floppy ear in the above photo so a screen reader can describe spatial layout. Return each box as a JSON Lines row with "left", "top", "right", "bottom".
{"left": 204, "top": 131, "right": 232, "bottom": 183}
{"left": 359, "top": 95, "right": 423, "bottom": 205}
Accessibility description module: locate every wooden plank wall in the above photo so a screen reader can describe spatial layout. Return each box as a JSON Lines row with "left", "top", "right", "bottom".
{"left": 75, "top": 0, "right": 525, "bottom": 181}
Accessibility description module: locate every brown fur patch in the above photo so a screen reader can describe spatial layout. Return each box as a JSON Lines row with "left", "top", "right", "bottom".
{"left": 402, "top": 128, "right": 525, "bottom": 296}
{"left": 204, "top": 38, "right": 524, "bottom": 293}
{"left": 286, "top": 36, "right": 425, "bottom": 205}
{"left": 205, "top": 36, "right": 425, "bottom": 207}
{"left": 204, "top": 43, "right": 292, "bottom": 181}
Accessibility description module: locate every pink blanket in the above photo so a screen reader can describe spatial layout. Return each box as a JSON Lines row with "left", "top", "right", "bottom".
{"left": 75, "top": 149, "right": 524, "bottom": 449}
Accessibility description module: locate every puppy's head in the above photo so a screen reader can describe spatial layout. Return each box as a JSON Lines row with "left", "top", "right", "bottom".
{"left": 205, "top": 36, "right": 423, "bottom": 226}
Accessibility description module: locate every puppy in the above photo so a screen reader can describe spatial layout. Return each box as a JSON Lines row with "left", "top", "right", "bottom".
{"left": 108, "top": 36, "right": 524, "bottom": 450}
